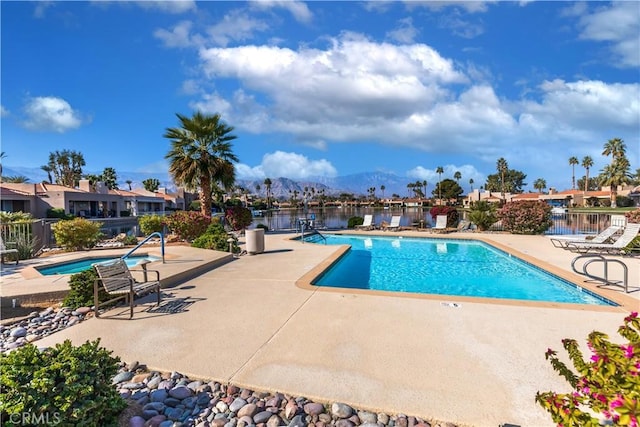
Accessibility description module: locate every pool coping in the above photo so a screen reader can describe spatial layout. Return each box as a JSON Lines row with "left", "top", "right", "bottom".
{"left": 294, "top": 232, "right": 637, "bottom": 312}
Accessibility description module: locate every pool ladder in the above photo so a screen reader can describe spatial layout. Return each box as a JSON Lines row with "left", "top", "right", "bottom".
{"left": 571, "top": 254, "right": 629, "bottom": 293}
{"left": 121, "top": 231, "right": 165, "bottom": 263}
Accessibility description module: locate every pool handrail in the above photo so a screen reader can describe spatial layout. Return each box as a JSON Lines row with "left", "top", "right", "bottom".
{"left": 121, "top": 232, "right": 165, "bottom": 263}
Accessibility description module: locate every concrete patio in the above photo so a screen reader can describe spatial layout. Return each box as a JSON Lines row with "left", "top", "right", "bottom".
{"left": 3, "top": 231, "right": 639, "bottom": 427}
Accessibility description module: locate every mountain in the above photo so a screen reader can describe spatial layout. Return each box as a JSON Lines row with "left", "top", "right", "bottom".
{"left": 1, "top": 166, "right": 410, "bottom": 198}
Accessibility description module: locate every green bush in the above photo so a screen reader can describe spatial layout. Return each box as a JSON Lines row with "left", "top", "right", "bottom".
{"left": 0, "top": 339, "right": 126, "bottom": 427}
{"left": 52, "top": 218, "right": 103, "bottom": 251}
{"left": 46, "top": 208, "right": 72, "bottom": 219}
{"left": 117, "top": 234, "right": 138, "bottom": 246}
{"left": 616, "top": 195, "right": 634, "bottom": 208}
{"left": 467, "top": 201, "right": 498, "bottom": 231}
{"left": 497, "top": 200, "right": 552, "bottom": 234}
{"left": 192, "top": 222, "right": 239, "bottom": 252}
{"left": 0, "top": 211, "right": 33, "bottom": 222}
{"left": 163, "top": 211, "right": 211, "bottom": 241}
{"left": 348, "top": 216, "right": 364, "bottom": 228}
{"left": 256, "top": 223, "right": 269, "bottom": 232}
{"left": 138, "top": 214, "right": 164, "bottom": 236}
{"left": 63, "top": 268, "right": 111, "bottom": 310}
{"left": 13, "top": 234, "right": 39, "bottom": 260}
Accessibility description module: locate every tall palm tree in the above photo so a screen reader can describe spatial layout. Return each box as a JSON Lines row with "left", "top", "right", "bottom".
{"left": 164, "top": 112, "right": 238, "bottom": 216}
{"left": 454, "top": 171, "right": 461, "bottom": 184}
{"left": 126, "top": 180, "right": 133, "bottom": 191}
{"left": 380, "top": 184, "right": 386, "bottom": 200}
{"left": 533, "top": 178, "right": 546, "bottom": 193}
{"left": 600, "top": 157, "right": 631, "bottom": 208}
{"left": 40, "top": 165, "right": 53, "bottom": 184}
{"left": 581, "top": 156, "right": 593, "bottom": 191}
{"left": 263, "top": 177, "right": 272, "bottom": 209}
{"left": 496, "top": 157, "right": 508, "bottom": 201}
{"left": 422, "top": 180, "right": 427, "bottom": 199}
{"left": 568, "top": 156, "right": 578, "bottom": 189}
{"left": 436, "top": 166, "right": 444, "bottom": 204}
{"left": 602, "top": 138, "right": 626, "bottom": 161}
{"left": 469, "top": 178, "right": 474, "bottom": 192}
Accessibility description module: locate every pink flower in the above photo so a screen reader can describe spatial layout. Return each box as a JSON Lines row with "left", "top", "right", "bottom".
{"left": 621, "top": 344, "right": 634, "bottom": 358}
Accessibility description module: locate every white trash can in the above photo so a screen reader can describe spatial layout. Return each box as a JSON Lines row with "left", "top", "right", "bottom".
{"left": 245, "top": 228, "right": 265, "bottom": 255}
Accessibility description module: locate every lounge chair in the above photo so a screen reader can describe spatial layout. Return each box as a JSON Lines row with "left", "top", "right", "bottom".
{"left": 355, "top": 214, "right": 375, "bottom": 231}
{"left": 385, "top": 215, "right": 402, "bottom": 231}
{"left": 549, "top": 225, "right": 622, "bottom": 249}
{"left": 431, "top": 215, "right": 450, "bottom": 233}
{"left": 565, "top": 223, "right": 640, "bottom": 255}
{"left": 0, "top": 236, "right": 18, "bottom": 264}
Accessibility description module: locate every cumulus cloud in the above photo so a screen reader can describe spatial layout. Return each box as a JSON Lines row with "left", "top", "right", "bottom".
{"left": 250, "top": 0, "right": 313, "bottom": 23}
{"left": 576, "top": 2, "right": 640, "bottom": 67}
{"left": 205, "top": 9, "right": 270, "bottom": 47}
{"left": 154, "top": 20, "right": 200, "bottom": 48}
{"left": 21, "top": 96, "right": 84, "bottom": 133}
{"left": 236, "top": 151, "right": 337, "bottom": 180}
{"left": 386, "top": 17, "right": 419, "bottom": 43}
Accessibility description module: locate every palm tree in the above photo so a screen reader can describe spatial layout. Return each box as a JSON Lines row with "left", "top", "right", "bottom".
{"left": 436, "top": 166, "right": 444, "bottom": 204}
{"left": 469, "top": 178, "right": 474, "bottom": 192}
{"left": 533, "top": 178, "right": 547, "bottom": 193}
{"left": 496, "top": 157, "right": 508, "bottom": 201}
{"left": 602, "top": 138, "right": 626, "bottom": 161}
{"left": 380, "top": 184, "right": 386, "bottom": 200}
{"left": 569, "top": 156, "right": 578, "bottom": 190}
{"left": 581, "top": 156, "right": 594, "bottom": 197}
{"left": 263, "top": 178, "right": 272, "bottom": 209}
{"left": 40, "top": 165, "right": 53, "bottom": 184}
{"left": 126, "top": 180, "right": 132, "bottom": 191}
{"left": 454, "top": 171, "right": 462, "bottom": 184}
{"left": 600, "top": 158, "right": 631, "bottom": 208}
{"left": 3, "top": 175, "right": 30, "bottom": 183}
{"left": 164, "top": 112, "right": 239, "bottom": 216}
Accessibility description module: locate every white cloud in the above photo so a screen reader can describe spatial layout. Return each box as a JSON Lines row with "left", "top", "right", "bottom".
{"left": 386, "top": 17, "right": 419, "bottom": 44}
{"left": 250, "top": 0, "right": 313, "bottom": 23}
{"left": 205, "top": 9, "right": 270, "bottom": 47}
{"left": 34, "top": 1, "right": 54, "bottom": 18}
{"left": 136, "top": 1, "right": 196, "bottom": 14}
{"left": 406, "top": 1, "right": 495, "bottom": 14}
{"left": 154, "top": 20, "right": 199, "bottom": 48}
{"left": 576, "top": 2, "right": 640, "bottom": 67}
{"left": 236, "top": 151, "right": 337, "bottom": 180}
{"left": 21, "top": 96, "right": 83, "bottom": 133}
{"left": 0, "top": 105, "right": 9, "bottom": 117}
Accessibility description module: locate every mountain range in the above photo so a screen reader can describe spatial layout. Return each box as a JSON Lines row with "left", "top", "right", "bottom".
{"left": 2, "top": 166, "right": 413, "bottom": 199}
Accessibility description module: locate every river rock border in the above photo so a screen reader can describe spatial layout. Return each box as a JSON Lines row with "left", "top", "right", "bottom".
{"left": 115, "top": 361, "right": 460, "bottom": 427}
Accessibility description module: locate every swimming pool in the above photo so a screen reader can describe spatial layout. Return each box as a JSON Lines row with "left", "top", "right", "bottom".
{"left": 36, "top": 255, "right": 160, "bottom": 276}
{"left": 310, "top": 234, "right": 615, "bottom": 306}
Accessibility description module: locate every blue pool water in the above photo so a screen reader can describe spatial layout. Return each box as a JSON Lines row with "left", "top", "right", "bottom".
{"left": 310, "top": 235, "right": 615, "bottom": 306}
{"left": 36, "top": 256, "right": 160, "bottom": 276}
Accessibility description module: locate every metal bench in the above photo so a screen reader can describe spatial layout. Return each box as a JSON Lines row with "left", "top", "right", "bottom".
{"left": 94, "top": 258, "right": 161, "bottom": 318}
{"left": 0, "top": 236, "right": 19, "bottom": 265}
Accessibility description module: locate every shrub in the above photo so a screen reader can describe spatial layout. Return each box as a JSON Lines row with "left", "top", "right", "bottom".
{"left": 138, "top": 214, "right": 164, "bottom": 236}
{"left": 13, "top": 234, "right": 39, "bottom": 260}
{"left": 429, "top": 206, "right": 459, "bottom": 227}
{"left": 536, "top": 312, "right": 639, "bottom": 427}
{"left": 625, "top": 209, "right": 640, "bottom": 224}
{"left": 0, "top": 211, "right": 33, "bottom": 222}
{"left": 163, "top": 211, "right": 211, "bottom": 241}
{"left": 63, "top": 268, "right": 112, "bottom": 309}
{"left": 497, "top": 200, "right": 552, "bottom": 234}
{"left": 225, "top": 206, "right": 253, "bottom": 231}
{"left": 0, "top": 339, "right": 127, "bottom": 426}
{"left": 117, "top": 234, "right": 138, "bottom": 246}
{"left": 256, "top": 223, "right": 269, "bottom": 232}
{"left": 52, "top": 218, "right": 103, "bottom": 250}
{"left": 467, "top": 201, "right": 498, "bottom": 231}
{"left": 192, "top": 222, "right": 239, "bottom": 252}
{"left": 616, "top": 196, "right": 634, "bottom": 208}
{"left": 46, "top": 208, "right": 72, "bottom": 219}
{"left": 348, "top": 216, "right": 364, "bottom": 228}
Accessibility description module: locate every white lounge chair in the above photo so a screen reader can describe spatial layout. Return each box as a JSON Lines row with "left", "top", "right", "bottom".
{"left": 385, "top": 215, "right": 402, "bottom": 231}
{"left": 0, "top": 236, "right": 18, "bottom": 264}
{"left": 565, "top": 223, "right": 640, "bottom": 255}
{"left": 549, "top": 225, "right": 622, "bottom": 249}
{"left": 355, "top": 214, "right": 375, "bottom": 230}
{"left": 431, "top": 215, "right": 450, "bottom": 233}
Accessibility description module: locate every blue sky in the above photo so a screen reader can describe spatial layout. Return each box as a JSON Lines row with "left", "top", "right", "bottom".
{"left": 1, "top": 1, "right": 639, "bottom": 192}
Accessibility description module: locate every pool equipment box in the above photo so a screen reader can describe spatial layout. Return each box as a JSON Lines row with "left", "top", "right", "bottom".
{"left": 246, "top": 228, "right": 265, "bottom": 255}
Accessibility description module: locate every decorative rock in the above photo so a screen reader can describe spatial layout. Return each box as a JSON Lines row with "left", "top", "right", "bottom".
{"left": 358, "top": 412, "right": 377, "bottom": 424}
{"left": 216, "top": 401, "right": 229, "bottom": 413}
{"left": 334, "top": 420, "right": 355, "bottom": 427}
{"left": 237, "top": 403, "right": 257, "bottom": 418}
{"left": 169, "top": 386, "right": 194, "bottom": 400}
{"left": 288, "top": 414, "right": 307, "bottom": 427}
{"left": 285, "top": 401, "right": 299, "bottom": 419}
{"left": 229, "top": 397, "right": 247, "bottom": 413}
{"left": 303, "top": 403, "right": 324, "bottom": 416}
{"left": 9, "top": 327, "right": 27, "bottom": 338}
{"left": 253, "top": 411, "right": 272, "bottom": 424}
{"left": 266, "top": 415, "right": 282, "bottom": 427}
{"left": 150, "top": 389, "right": 169, "bottom": 402}
{"left": 129, "top": 415, "right": 145, "bottom": 427}
{"left": 113, "top": 371, "right": 135, "bottom": 384}
{"left": 76, "top": 306, "right": 92, "bottom": 315}
{"left": 332, "top": 403, "right": 354, "bottom": 419}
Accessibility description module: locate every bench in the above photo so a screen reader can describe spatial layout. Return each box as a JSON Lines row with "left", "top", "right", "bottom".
{"left": 0, "top": 236, "right": 19, "bottom": 265}
{"left": 94, "top": 258, "right": 161, "bottom": 318}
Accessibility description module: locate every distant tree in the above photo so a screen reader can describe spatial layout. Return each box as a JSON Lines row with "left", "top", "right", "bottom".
{"left": 533, "top": 178, "right": 547, "bottom": 193}
{"left": 100, "top": 167, "right": 118, "bottom": 190}
{"left": 601, "top": 138, "right": 631, "bottom": 208}
{"left": 469, "top": 178, "right": 474, "bottom": 192}
{"left": 431, "top": 178, "right": 463, "bottom": 203}
{"left": 125, "top": 180, "right": 133, "bottom": 190}
{"left": 436, "top": 166, "right": 444, "bottom": 203}
{"left": 142, "top": 178, "right": 160, "bottom": 192}
{"left": 44, "top": 149, "right": 85, "bottom": 187}
{"left": 581, "top": 156, "right": 594, "bottom": 194}
{"left": 454, "top": 171, "right": 462, "bottom": 183}
{"left": 380, "top": 184, "right": 386, "bottom": 199}
{"left": 164, "top": 112, "right": 238, "bottom": 216}
{"left": 2, "top": 175, "right": 30, "bottom": 183}
{"left": 485, "top": 169, "right": 527, "bottom": 194}
{"left": 263, "top": 178, "right": 272, "bottom": 209}
{"left": 496, "top": 157, "right": 509, "bottom": 199}
{"left": 41, "top": 165, "right": 53, "bottom": 184}
{"left": 422, "top": 180, "right": 428, "bottom": 198}
{"left": 568, "top": 156, "right": 579, "bottom": 190}
{"left": 83, "top": 174, "right": 101, "bottom": 191}
{"left": 576, "top": 176, "right": 599, "bottom": 192}
{"left": 633, "top": 168, "right": 640, "bottom": 186}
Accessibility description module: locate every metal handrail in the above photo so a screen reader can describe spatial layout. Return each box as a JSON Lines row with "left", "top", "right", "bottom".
{"left": 121, "top": 231, "right": 165, "bottom": 263}
{"left": 571, "top": 254, "right": 628, "bottom": 293}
